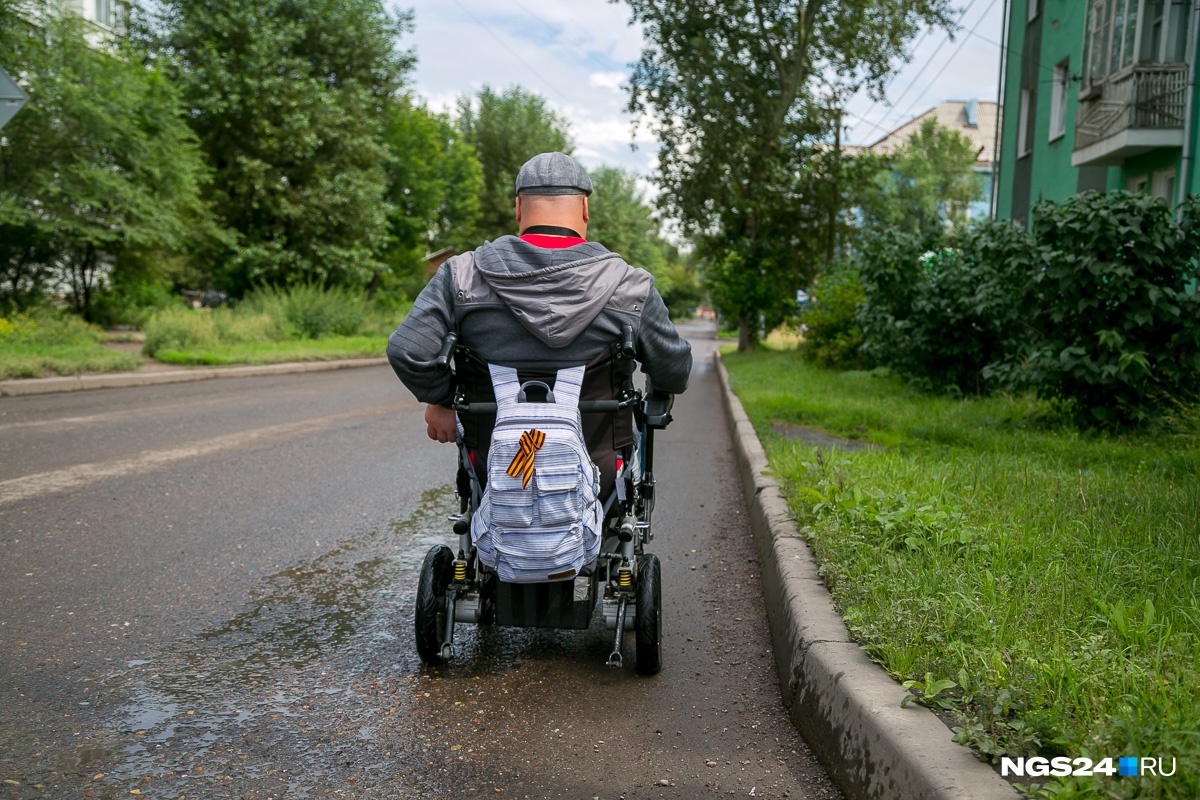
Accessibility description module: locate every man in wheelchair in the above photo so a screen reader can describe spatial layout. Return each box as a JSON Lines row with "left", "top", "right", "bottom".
{"left": 387, "top": 152, "right": 691, "bottom": 673}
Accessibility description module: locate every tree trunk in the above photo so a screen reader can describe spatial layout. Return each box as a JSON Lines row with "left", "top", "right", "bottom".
{"left": 738, "top": 313, "right": 755, "bottom": 352}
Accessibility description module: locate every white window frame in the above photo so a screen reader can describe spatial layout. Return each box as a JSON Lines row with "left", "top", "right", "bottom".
{"left": 1049, "top": 61, "right": 1069, "bottom": 141}
{"left": 1028, "top": 0, "right": 1041, "bottom": 22}
{"left": 1152, "top": 167, "right": 1177, "bottom": 204}
{"left": 83, "top": 0, "right": 116, "bottom": 29}
{"left": 1018, "top": 88, "right": 1034, "bottom": 157}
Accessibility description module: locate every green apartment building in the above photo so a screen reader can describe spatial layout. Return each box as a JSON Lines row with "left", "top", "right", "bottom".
{"left": 995, "top": 0, "right": 1200, "bottom": 222}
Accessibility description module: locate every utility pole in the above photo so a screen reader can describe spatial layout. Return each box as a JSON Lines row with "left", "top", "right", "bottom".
{"left": 827, "top": 108, "right": 842, "bottom": 266}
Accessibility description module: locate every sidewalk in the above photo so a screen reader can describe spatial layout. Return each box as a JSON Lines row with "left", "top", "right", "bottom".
{"left": 715, "top": 352, "right": 1016, "bottom": 800}
{"left": 0, "top": 357, "right": 388, "bottom": 397}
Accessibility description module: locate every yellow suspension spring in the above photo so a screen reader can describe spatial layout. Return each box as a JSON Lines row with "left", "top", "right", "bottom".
{"left": 617, "top": 563, "right": 633, "bottom": 588}
{"left": 453, "top": 560, "right": 467, "bottom": 582}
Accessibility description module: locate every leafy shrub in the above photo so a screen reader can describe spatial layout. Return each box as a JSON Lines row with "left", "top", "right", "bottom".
{"left": 798, "top": 265, "right": 866, "bottom": 368}
{"left": 854, "top": 225, "right": 1029, "bottom": 394}
{"left": 90, "top": 280, "right": 183, "bottom": 328}
{"left": 853, "top": 227, "right": 927, "bottom": 371}
{"left": 989, "top": 192, "right": 1200, "bottom": 427}
{"left": 243, "top": 283, "right": 365, "bottom": 339}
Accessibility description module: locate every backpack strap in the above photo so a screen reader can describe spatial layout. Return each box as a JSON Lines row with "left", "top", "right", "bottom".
{"left": 487, "top": 364, "right": 521, "bottom": 407}
{"left": 551, "top": 365, "right": 586, "bottom": 408}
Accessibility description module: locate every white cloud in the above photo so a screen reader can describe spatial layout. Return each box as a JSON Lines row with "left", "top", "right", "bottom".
{"left": 588, "top": 71, "right": 626, "bottom": 91}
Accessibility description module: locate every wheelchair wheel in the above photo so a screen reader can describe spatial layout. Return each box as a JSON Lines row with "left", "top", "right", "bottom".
{"left": 635, "top": 553, "right": 662, "bottom": 675}
{"left": 415, "top": 545, "right": 453, "bottom": 665}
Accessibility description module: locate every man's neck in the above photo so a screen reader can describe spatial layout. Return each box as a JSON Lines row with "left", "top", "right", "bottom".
{"left": 521, "top": 224, "right": 583, "bottom": 239}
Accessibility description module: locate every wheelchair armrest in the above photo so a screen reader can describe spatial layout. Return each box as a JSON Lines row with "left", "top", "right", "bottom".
{"left": 642, "top": 390, "right": 673, "bottom": 429}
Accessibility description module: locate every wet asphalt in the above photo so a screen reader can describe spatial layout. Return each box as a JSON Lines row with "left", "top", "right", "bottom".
{"left": 0, "top": 321, "right": 842, "bottom": 800}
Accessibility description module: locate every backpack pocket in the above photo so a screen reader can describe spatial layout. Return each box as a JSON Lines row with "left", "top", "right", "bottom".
{"left": 534, "top": 464, "right": 584, "bottom": 526}
{"left": 488, "top": 474, "right": 535, "bottom": 526}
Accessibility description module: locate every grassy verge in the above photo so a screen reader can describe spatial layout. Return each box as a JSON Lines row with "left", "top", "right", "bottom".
{"left": 0, "top": 342, "right": 141, "bottom": 379}
{"left": 141, "top": 284, "right": 405, "bottom": 365}
{"left": 152, "top": 336, "right": 387, "bottom": 366}
{"left": 0, "top": 310, "right": 142, "bottom": 379}
{"left": 723, "top": 349, "right": 1200, "bottom": 799}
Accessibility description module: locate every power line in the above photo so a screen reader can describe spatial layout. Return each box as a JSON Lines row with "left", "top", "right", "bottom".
{"left": 446, "top": 0, "right": 575, "bottom": 105}
{"left": 503, "top": 0, "right": 623, "bottom": 79}
{"left": 889, "top": 0, "right": 1002, "bottom": 125}
{"left": 855, "top": 24, "right": 936, "bottom": 128}
{"left": 877, "top": 0, "right": 984, "bottom": 127}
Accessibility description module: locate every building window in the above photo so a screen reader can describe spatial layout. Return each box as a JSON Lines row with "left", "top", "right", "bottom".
{"left": 1018, "top": 88, "right": 1035, "bottom": 157}
{"left": 1127, "top": 175, "right": 1148, "bottom": 193}
{"left": 1084, "top": 0, "right": 1193, "bottom": 86}
{"left": 1028, "top": 0, "right": 1041, "bottom": 22}
{"left": 1049, "top": 61, "right": 1069, "bottom": 141}
{"left": 84, "top": 0, "right": 115, "bottom": 28}
{"left": 1152, "top": 167, "right": 1177, "bottom": 205}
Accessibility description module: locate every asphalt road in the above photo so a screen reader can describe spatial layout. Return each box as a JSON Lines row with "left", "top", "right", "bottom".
{"left": 0, "top": 321, "right": 841, "bottom": 800}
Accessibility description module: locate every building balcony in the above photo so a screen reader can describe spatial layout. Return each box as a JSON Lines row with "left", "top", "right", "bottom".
{"left": 1071, "top": 64, "right": 1187, "bottom": 167}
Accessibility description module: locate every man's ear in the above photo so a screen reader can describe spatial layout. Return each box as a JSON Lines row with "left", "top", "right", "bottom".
{"left": 514, "top": 196, "right": 522, "bottom": 224}
{"left": 582, "top": 196, "right": 589, "bottom": 223}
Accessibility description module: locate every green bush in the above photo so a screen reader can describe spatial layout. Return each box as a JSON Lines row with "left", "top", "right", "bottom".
{"left": 798, "top": 265, "right": 866, "bottom": 368}
{"left": 988, "top": 192, "right": 1200, "bottom": 427}
{"left": 90, "top": 279, "right": 183, "bottom": 328}
{"left": 243, "top": 283, "right": 366, "bottom": 339}
{"left": 855, "top": 221, "right": 1033, "bottom": 395}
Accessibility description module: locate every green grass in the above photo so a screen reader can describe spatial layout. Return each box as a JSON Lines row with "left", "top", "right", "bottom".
{"left": 0, "top": 309, "right": 142, "bottom": 379}
{"left": 723, "top": 349, "right": 1200, "bottom": 799}
{"left": 152, "top": 336, "right": 387, "bottom": 366}
{"left": 0, "top": 342, "right": 142, "bottom": 379}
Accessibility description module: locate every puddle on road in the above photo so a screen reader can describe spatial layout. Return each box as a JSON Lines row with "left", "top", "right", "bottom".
{"left": 10, "top": 487, "right": 463, "bottom": 800}
{"left": 10, "top": 484, "right": 645, "bottom": 800}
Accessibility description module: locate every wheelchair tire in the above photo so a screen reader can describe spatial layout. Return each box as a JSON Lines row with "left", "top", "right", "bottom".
{"left": 415, "top": 545, "right": 453, "bottom": 665}
{"left": 634, "top": 553, "right": 663, "bottom": 675}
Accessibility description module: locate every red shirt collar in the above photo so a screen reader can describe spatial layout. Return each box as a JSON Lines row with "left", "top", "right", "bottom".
{"left": 519, "top": 233, "right": 587, "bottom": 249}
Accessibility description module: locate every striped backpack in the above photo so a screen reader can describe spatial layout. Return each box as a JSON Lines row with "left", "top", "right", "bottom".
{"left": 471, "top": 364, "right": 602, "bottom": 583}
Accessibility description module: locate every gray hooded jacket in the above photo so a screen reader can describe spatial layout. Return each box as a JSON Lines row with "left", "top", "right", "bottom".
{"left": 388, "top": 236, "right": 692, "bottom": 405}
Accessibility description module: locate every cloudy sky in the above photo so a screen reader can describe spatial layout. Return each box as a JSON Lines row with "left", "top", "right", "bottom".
{"left": 397, "top": 0, "right": 1008, "bottom": 176}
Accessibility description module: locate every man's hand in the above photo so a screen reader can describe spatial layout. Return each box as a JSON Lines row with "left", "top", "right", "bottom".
{"left": 424, "top": 404, "right": 458, "bottom": 443}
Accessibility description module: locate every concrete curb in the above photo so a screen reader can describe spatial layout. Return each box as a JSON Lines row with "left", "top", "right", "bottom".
{"left": 0, "top": 357, "right": 388, "bottom": 397}
{"left": 715, "top": 354, "right": 1016, "bottom": 800}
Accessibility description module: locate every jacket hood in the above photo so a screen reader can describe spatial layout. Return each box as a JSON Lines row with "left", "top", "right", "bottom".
{"left": 472, "top": 236, "right": 636, "bottom": 348}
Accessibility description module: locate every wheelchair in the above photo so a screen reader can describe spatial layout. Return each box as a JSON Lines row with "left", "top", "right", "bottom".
{"left": 412, "top": 326, "right": 673, "bottom": 674}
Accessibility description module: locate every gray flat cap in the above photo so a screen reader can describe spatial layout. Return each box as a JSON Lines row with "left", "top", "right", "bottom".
{"left": 515, "top": 152, "right": 593, "bottom": 196}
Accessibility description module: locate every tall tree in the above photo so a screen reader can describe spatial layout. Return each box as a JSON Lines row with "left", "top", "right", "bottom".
{"left": 138, "top": 0, "right": 414, "bottom": 294}
{"left": 618, "top": 0, "right": 953, "bottom": 349}
{"left": 858, "top": 117, "right": 985, "bottom": 243}
{"left": 455, "top": 85, "right": 573, "bottom": 243}
{"left": 378, "top": 97, "right": 482, "bottom": 301}
{"left": 0, "top": 0, "right": 214, "bottom": 317}
{"left": 586, "top": 166, "right": 665, "bottom": 270}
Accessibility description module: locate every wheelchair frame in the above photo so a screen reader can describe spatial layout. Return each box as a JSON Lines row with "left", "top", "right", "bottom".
{"left": 412, "top": 328, "right": 673, "bottom": 674}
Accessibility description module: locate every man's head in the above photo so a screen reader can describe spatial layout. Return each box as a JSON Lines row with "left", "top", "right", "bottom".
{"left": 514, "top": 152, "right": 591, "bottom": 238}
